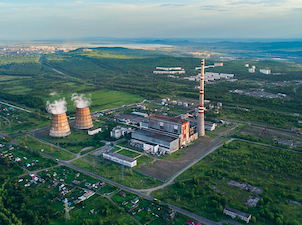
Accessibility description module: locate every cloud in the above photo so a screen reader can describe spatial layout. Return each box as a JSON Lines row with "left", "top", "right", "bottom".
{"left": 159, "top": 3, "right": 187, "bottom": 8}
{"left": 200, "top": 5, "right": 228, "bottom": 11}
{"left": 230, "top": 0, "right": 285, "bottom": 6}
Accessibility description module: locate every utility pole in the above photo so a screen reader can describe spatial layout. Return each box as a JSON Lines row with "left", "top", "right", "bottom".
{"left": 64, "top": 198, "right": 70, "bottom": 221}
{"left": 121, "top": 164, "right": 124, "bottom": 181}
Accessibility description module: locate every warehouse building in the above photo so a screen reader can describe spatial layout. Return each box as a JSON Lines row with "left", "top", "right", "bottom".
{"left": 103, "top": 152, "right": 137, "bottom": 167}
{"left": 223, "top": 207, "right": 252, "bottom": 223}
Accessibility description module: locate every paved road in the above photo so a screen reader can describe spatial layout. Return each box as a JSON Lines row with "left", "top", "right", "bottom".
{"left": 0, "top": 100, "right": 31, "bottom": 113}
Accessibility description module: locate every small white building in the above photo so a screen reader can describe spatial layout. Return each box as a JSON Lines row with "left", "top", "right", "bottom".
{"left": 260, "top": 69, "right": 271, "bottom": 74}
{"left": 214, "top": 62, "right": 223, "bottom": 67}
{"left": 110, "top": 126, "right": 133, "bottom": 139}
{"left": 223, "top": 207, "right": 252, "bottom": 223}
{"left": 156, "top": 67, "right": 182, "bottom": 71}
{"left": 248, "top": 68, "right": 255, "bottom": 73}
{"left": 205, "top": 121, "right": 217, "bottom": 131}
{"left": 88, "top": 127, "right": 102, "bottom": 135}
{"left": 103, "top": 152, "right": 137, "bottom": 167}
{"left": 245, "top": 64, "right": 249, "bottom": 67}
{"left": 132, "top": 112, "right": 148, "bottom": 117}
{"left": 153, "top": 70, "right": 185, "bottom": 75}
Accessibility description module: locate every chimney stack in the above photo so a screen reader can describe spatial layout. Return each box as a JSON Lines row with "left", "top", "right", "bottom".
{"left": 197, "top": 59, "right": 205, "bottom": 137}
{"left": 49, "top": 113, "right": 71, "bottom": 138}
{"left": 74, "top": 107, "right": 93, "bottom": 130}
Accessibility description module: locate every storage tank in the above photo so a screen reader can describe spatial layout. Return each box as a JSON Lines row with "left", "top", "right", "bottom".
{"left": 74, "top": 107, "right": 93, "bottom": 130}
{"left": 49, "top": 113, "right": 71, "bottom": 138}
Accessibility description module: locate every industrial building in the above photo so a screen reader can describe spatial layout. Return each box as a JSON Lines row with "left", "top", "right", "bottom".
{"left": 156, "top": 67, "right": 182, "bottom": 71}
{"left": 115, "top": 113, "right": 146, "bottom": 125}
{"left": 153, "top": 70, "right": 185, "bottom": 75}
{"left": 187, "top": 118, "right": 217, "bottom": 131}
{"left": 223, "top": 207, "right": 252, "bottom": 223}
{"left": 88, "top": 127, "right": 102, "bottom": 135}
{"left": 248, "top": 67, "right": 255, "bottom": 73}
{"left": 110, "top": 126, "right": 133, "bottom": 139}
{"left": 129, "top": 139, "right": 159, "bottom": 155}
{"left": 74, "top": 107, "right": 93, "bottom": 130}
{"left": 148, "top": 114, "right": 190, "bottom": 146}
{"left": 103, "top": 152, "right": 137, "bottom": 167}
{"left": 260, "top": 69, "right": 271, "bottom": 74}
{"left": 153, "top": 66, "right": 185, "bottom": 75}
{"left": 49, "top": 113, "right": 71, "bottom": 138}
{"left": 131, "top": 128, "right": 179, "bottom": 154}
{"left": 214, "top": 62, "right": 223, "bottom": 67}
{"left": 132, "top": 112, "right": 148, "bottom": 117}
{"left": 131, "top": 114, "right": 198, "bottom": 154}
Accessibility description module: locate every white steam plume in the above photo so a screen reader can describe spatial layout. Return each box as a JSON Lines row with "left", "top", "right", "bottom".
{"left": 46, "top": 98, "right": 67, "bottom": 114}
{"left": 71, "top": 93, "right": 91, "bottom": 109}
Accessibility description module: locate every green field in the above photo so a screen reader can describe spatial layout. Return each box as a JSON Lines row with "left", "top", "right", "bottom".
{"left": 41, "top": 84, "right": 144, "bottom": 113}
{"left": 153, "top": 140, "right": 302, "bottom": 224}
{"left": 71, "top": 155, "right": 162, "bottom": 189}
{"left": 16, "top": 135, "right": 75, "bottom": 161}
{"left": 117, "top": 149, "right": 141, "bottom": 158}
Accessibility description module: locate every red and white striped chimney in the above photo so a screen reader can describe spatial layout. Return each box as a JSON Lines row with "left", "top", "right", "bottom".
{"left": 197, "top": 59, "right": 205, "bottom": 136}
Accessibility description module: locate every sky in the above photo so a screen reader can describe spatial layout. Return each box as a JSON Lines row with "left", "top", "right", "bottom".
{"left": 0, "top": 0, "right": 301, "bottom": 40}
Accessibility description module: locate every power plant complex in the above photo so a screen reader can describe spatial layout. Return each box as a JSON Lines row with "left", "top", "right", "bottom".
{"left": 47, "top": 59, "right": 206, "bottom": 147}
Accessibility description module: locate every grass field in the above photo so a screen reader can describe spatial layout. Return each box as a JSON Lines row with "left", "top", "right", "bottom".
{"left": 37, "top": 126, "right": 91, "bottom": 144}
{"left": 136, "top": 155, "right": 154, "bottom": 166}
{"left": 0, "top": 75, "right": 32, "bottom": 81}
{"left": 41, "top": 82, "right": 144, "bottom": 113}
{"left": 153, "top": 140, "right": 302, "bottom": 224}
{"left": 117, "top": 149, "right": 141, "bottom": 158}
{"left": 71, "top": 155, "right": 162, "bottom": 189}
{"left": 16, "top": 135, "right": 75, "bottom": 161}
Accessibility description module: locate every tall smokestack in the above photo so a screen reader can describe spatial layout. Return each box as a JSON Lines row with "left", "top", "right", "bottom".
{"left": 49, "top": 113, "right": 71, "bottom": 138}
{"left": 197, "top": 59, "right": 205, "bottom": 136}
{"left": 74, "top": 107, "right": 93, "bottom": 130}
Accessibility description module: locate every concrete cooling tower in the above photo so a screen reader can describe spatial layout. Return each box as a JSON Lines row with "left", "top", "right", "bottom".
{"left": 74, "top": 107, "right": 93, "bottom": 130}
{"left": 49, "top": 113, "right": 71, "bottom": 138}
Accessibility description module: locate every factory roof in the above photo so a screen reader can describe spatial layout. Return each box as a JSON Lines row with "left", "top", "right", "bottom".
{"left": 89, "top": 127, "right": 101, "bottom": 131}
{"left": 149, "top": 114, "right": 188, "bottom": 124}
{"left": 224, "top": 207, "right": 251, "bottom": 218}
{"left": 133, "top": 129, "right": 179, "bottom": 143}
{"left": 115, "top": 113, "right": 146, "bottom": 124}
{"left": 103, "top": 152, "right": 136, "bottom": 163}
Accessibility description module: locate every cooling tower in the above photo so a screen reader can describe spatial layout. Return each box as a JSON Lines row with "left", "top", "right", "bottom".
{"left": 74, "top": 107, "right": 93, "bottom": 130}
{"left": 49, "top": 113, "right": 71, "bottom": 138}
